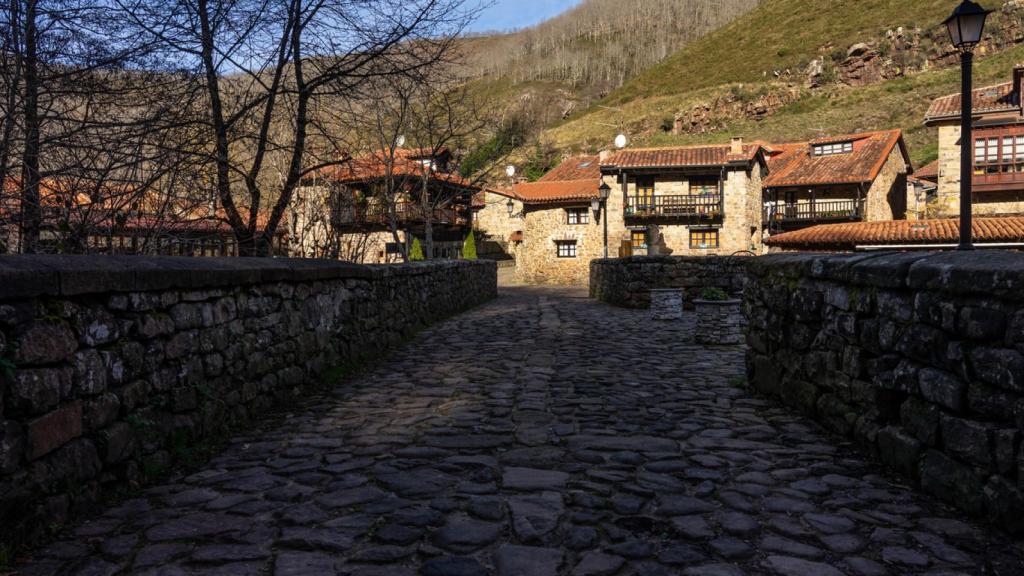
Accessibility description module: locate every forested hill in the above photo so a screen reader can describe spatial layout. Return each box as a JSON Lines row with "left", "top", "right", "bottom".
{"left": 463, "top": 0, "right": 761, "bottom": 100}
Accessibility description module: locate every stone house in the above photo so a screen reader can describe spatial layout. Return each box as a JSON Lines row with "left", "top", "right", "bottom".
{"left": 924, "top": 64, "right": 1024, "bottom": 218}
{"left": 762, "top": 130, "right": 911, "bottom": 233}
{"left": 294, "top": 147, "right": 479, "bottom": 263}
{"left": 476, "top": 131, "right": 913, "bottom": 285}
{"left": 600, "top": 139, "right": 769, "bottom": 258}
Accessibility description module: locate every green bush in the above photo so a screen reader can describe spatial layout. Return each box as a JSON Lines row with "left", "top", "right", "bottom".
{"left": 409, "top": 238, "right": 425, "bottom": 261}
{"left": 462, "top": 233, "right": 478, "bottom": 260}
{"left": 699, "top": 287, "right": 730, "bottom": 301}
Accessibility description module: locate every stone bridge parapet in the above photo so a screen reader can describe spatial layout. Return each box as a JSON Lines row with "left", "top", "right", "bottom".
{"left": 0, "top": 255, "right": 496, "bottom": 546}
{"left": 746, "top": 251, "right": 1024, "bottom": 533}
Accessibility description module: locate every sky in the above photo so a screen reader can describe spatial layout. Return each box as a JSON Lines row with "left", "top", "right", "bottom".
{"left": 466, "top": 0, "right": 584, "bottom": 33}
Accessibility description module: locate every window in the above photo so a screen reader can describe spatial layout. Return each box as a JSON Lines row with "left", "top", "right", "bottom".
{"left": 636, "top": 176, "right": 655, "bottom": 206}
{"left": 690, "top": 177, "right": 719, "bottom": 196}
{"left": 555, "top": 240, "right": 577, "bottom": 258}
{"left": 689, "top": 229, "right": 720, "bottom": 249}
{"left": 813, "top": 141, "right": 853, "bottom": 156}
{"left": 566, "top": 207, "right": 589, "bottom": 225}
{"left": 974, "top": 133, "right": 1024, "bottom": 175}
{"left": 631, "top": 230, "right": 648, "bottom": 250}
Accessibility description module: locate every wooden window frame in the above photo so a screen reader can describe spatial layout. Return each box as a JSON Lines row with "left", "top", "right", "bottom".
{"left": 813, "top": 141, "right": 853, "bottom": 156}
{"left": 974, "top": 128, "right": 1024, "bottom": 176}
{"left": 689, "top": 229, "right": 720, "bottom": 250}
{"left": 566, "top": 207, "right": 589, "bottom": 225}
{"left": 555, "top": 240, "right": 577, "bottom": 258}
{"left": 630, "top": 230, "right": 647, "bottom": 250}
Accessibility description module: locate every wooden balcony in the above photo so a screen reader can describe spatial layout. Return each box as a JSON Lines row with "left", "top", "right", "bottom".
{"left": 625, "top": 194, "right": 723, "bottom": 219}
{"left": 764, "top": 199, "right": 864, "bottom": 227}
{"left": 973, "top": 170, "right": 1024, "bottom": 193}
{"left": 336, "top": 201, "right": 466, "bottom": 228}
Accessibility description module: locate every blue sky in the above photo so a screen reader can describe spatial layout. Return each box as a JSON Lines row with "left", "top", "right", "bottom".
{"left": 467, "top": 0, "right": 584, "bottom": 33}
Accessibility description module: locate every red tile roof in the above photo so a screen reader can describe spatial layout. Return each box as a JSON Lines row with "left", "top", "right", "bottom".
{"left": 766, "top": 216, "right": 1024, "bottom": 250}
{"left": 925, "top": 81, "right": 1020, "bottom": 123}
{"left": 763, "top": 130, "right": 907, "bottom": 188}
{"left": 913, "top": 159, "right": 939, "bottom": 181}
{"left": 511, "top": 179, "right": 600, "bottom": 205}
{"left": 315, "top": 148, "right": 478, "bottom": 190}
{"left": 539, "top": 155, "right": 601, "bottom": 182}
{"left": 600, "top": 144, "right": 763, "bottom": 170}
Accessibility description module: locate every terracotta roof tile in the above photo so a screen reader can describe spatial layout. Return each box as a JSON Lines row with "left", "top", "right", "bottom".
{"left": 539, "top": 155, "right": 601, "bottom": 182}
{"left": 511, "top": 179, "right": 600, "bottom": 205}
{"left": 600, "top": 144, "right": 762, "bottom": 169}
{"left": 766, "top": 216, "right": 1024, "bottom": 250}
{"left": 925, "top": 81, "right": 1020, "bottom": 122}
{"left": 315, "top": 148, "right": 478, "bottom": 190}
{"left": 763, "top": 130, "right": 906, "bottom": 188}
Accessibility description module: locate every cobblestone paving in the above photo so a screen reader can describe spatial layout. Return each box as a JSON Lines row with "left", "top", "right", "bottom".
{"left": 18, "top": 287, "right": 1024, "bottom": 576}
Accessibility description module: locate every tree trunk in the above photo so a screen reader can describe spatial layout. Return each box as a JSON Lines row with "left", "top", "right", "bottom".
{"left": 20, "top": 0, "right": 40, "bottom": 253}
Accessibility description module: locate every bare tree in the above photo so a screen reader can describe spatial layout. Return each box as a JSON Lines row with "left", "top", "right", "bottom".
{"left": 116, "top": 0, "right": 477, "bottom": 257}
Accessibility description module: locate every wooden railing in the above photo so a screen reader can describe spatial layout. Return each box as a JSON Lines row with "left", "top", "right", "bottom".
{"left": 764, "top": 199, "right": 864, "bottom": 223}
{"left": 973, "top": 170, "right": 1024, "bottom": 193}
{"left": 336, "top": 202, "right": 465, "bottom": 227}
{"left": 625, "top": 194, "right": 723, "bottom": 218}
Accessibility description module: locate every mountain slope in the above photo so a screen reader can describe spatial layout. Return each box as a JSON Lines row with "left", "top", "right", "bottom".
{"left": 540, "top": 0, "right": 1024, "bottom": 167}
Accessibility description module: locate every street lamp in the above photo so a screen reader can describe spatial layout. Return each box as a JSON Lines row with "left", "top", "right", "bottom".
{"left": 506, "top": 197, "right": 515, "bottom": 217}
{"left": 599, "top": 180, "right": 612, "bottom": 258}
{"left": 943, "top": 0, "right": 991, "bottom": 250}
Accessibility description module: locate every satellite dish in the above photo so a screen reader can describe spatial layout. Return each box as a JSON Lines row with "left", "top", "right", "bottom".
{"left": 505, "top": 165, "right": 516, "bottom": 178}
{"left": 614, "top": 134, "right": 628, "bottom": 149}
{"left": 395, "top": 135, "right": 406, "bottom": 147}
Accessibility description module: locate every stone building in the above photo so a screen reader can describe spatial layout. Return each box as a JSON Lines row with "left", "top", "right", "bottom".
{"left": 924, "top": 63, "right": 1024, "bottom": 218}
{"left": 476, "top": 131, "right": 914, "bottom": 285}
{"left": 293, "top": 147, "right": 479, "bottom": 263}
{"left": 762, "top": 130, "right": 911, "bottom": 233}
{"left": 600, "top": 139, "right": 768, "bottom": 258}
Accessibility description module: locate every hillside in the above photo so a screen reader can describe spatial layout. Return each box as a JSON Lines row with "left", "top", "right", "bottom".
{"left": 534, "top": 0, "right": 1024, "bottom": 168}
{"left": 458, "top": 0, "right": 761, "bottom": 134}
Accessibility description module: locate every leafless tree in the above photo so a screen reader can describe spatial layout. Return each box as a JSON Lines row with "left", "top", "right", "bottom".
{"left": 115, "top": 0, "right": 478, "bottom": 256}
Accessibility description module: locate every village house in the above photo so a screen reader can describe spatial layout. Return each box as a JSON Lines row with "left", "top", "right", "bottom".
{"left": 294, "top": 147, "right": 479, "bottom": 263}
{"left": 600, "top": 138, "right": 768, "bottom": 258}
{"left": 924, "top": 63, "right": 1024, "bottom": 218}
{"left": 762, "top": 130, "right": 911, "bottom": 231}
{"left": 477, "top": 130, "right": 916, "bottom": 285}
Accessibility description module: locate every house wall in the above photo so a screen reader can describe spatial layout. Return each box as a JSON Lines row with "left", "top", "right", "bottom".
{"left": 933, "top": 122, "right": 1024, "bottom": 218}
{"left": 515, "top": 202, "right": 609, "bottom": 286}
{"left": 474, "top": 191, "right": 523, "bottom": 244}
{"left": 865, "top": 145, "right": 909, "bottom": 221}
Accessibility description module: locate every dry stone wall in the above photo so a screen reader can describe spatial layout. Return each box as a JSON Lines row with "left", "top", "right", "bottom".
{"left": 745, "top": 251, "right": 1024, "bottom": 533}
{"left": 590, "top": 256, "right": 750, "bottom": 308}
{"left": 0, "top": 256, "right": 496, "bottom": 546}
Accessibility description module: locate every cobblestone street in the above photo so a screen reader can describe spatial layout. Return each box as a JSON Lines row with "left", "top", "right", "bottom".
{"left": 18, "top": 287, "right": 1024, "bottom": 576}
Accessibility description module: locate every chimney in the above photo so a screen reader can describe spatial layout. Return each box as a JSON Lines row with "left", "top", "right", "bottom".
{"left": 599, "top": 150, "right": 613, "bottom": 163}
{"left": 730, "top": 136, "right": 744, "bottom": 155}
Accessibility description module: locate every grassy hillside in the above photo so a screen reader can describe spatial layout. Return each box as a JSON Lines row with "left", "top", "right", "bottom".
{"left": 539, "top": 0, "right": 1024, "bottom": 168}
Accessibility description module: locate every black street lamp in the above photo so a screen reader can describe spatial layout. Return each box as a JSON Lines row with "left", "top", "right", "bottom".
{"left": 598, "top": 180, "right": 612, "bottom": 258}
{"left": 943, "top": 0, "right": 991, "bottom": 251}
{"left": 506, "top": 197, "right": 515, "bottom": 218}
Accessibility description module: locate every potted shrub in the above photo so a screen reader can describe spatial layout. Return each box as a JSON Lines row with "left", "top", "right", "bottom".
{"left": 693, "top": 287, "right": 742, "bottom": 345}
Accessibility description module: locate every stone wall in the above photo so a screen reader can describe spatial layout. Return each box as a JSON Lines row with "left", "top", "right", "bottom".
{"left": 745, "top": 251, "right": 1024, "bottom": 533}
{"left": 590, "top": 256, "right": 750, "bottom": 308}
{"left": 0, "top": 256, "right": 496, "bottom": 547}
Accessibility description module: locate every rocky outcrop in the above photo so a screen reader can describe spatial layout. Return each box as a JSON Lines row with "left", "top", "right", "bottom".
{"left": 672, "top": 87, "right": 801, "bottom": 135}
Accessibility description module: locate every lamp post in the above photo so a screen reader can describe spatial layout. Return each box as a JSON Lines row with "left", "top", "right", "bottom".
{"left": 598, "top": 181, "right": 612, "bottom": 258}
{"left": 943, "top": 0, "right": 991, "bottom": 251}
{"left": 505, "top": 165, "right": 517, "bottom": 219}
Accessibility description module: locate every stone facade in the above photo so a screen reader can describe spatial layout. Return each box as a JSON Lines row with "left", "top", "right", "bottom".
{"left": 590, "top": 256, "right": 749, "bottom": 309}
{"left": 745, "top": 251, "right": 1024, "bottom": 533}
{"left": 515, "top": 202, "right": 611, "bottom": 286}
{"left": 0, "top": 256, "right": 496, "bottom": 547}
{"left": 694, "top": 299, "right": 743, "bottom": 345}
{"left": 931, "top": 124, "right": 1024, "bottom": 218}
{"left": 650, "top": 289, "right": 683, "bottom": 321}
